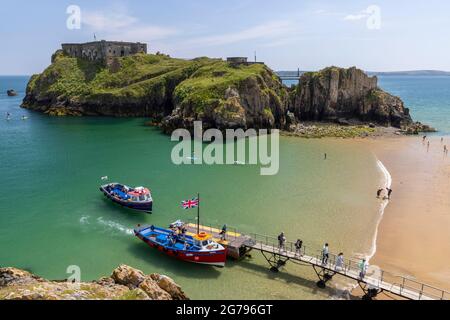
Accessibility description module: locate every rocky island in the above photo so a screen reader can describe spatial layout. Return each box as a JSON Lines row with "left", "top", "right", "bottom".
{"left": 22, "top": 42, "right": 433, "bottom": 137}
{"left": 0, "top": 265, "right": 188, "bottom": 300}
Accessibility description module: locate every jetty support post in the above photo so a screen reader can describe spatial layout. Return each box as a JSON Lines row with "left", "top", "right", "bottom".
{"left": 261, "top": 250, "right": 290, "bottom": 273}
{"left": 358, "top": 281, "right": 383, "bottom": 300}
{"left": 312, "top": 265, "right": 336, "bottom": 289}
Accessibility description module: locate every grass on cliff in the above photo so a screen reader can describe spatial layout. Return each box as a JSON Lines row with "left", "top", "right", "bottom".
{"left": 28, "top": 51, "right": 280, "bottom": 118}
{"left": 174, "top": 61, "right": 271, "bottom": 114}
{"left": 28, "top": 52, "right": 275, "bottom": 111}
{"left": 28, "top": 52, "right": 208, "bottom": 100}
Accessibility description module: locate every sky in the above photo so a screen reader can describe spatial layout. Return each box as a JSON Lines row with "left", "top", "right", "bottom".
{"left": 1, "top": 0, "right": 450, "bottom": 75}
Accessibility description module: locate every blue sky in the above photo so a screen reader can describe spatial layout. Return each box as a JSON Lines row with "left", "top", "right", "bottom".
{"left": 1, "top": 0, "right": 450, "bottom": 75}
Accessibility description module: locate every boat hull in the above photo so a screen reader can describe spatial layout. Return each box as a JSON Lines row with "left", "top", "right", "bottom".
{"left": 100, "top": 186, "right": 153, "bottom": 212}
{"left": 134, "top": 227, "right": 227, "bottom": 268}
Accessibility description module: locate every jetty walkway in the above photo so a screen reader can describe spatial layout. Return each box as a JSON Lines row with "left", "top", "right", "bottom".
{"left": 184, "top": 221, "right": 449, "bottom": 301}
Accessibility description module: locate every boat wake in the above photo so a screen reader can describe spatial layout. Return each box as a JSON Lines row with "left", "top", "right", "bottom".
{"left": 79, "top": 216, "right": 90, "bottom": 225}
{"left": 97, "top": 217, "right": 134, "bottom": 235}
{"left": 79, "top": 215, "right": 133, "bottom": 236}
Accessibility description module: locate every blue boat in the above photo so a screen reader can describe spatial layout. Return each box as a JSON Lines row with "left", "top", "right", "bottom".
{"left": 134, "top": 224, "right": 227, "bottom": 267}
{"left": 100, "top": 183, "right": 153, "bottom": 213}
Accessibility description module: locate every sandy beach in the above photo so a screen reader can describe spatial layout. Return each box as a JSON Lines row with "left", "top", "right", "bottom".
{"left": 353, "top": 136, "right": 450, "bottom": 299}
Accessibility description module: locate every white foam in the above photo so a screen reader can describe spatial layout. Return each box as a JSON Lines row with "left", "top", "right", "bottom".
{"left": 333, "top": 158, "right": 393, "bottom": 297}
{"left": 79, "top": 216, "right": 90, "bottom": 225}
{"left": 96, "top": 217, "right": 134, "bottom": 235}
{"left": 367, "top": 159, "right": 392, "bottom": 263}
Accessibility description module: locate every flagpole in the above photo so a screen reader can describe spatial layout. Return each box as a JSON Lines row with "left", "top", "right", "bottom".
{"left": 197, "top": 193, "right": 200, "bottom": 235}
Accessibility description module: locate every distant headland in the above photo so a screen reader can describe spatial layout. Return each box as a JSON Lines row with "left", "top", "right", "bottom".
{"left": 21, "top": 40, "right": 435, "bottom": 137}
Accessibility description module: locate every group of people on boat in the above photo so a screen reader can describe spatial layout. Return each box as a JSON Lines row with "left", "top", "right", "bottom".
{"left": 151, "top": 224, "right": 191, "bottom": 250}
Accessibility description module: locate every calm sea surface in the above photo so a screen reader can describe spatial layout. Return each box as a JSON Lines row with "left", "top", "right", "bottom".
{"left": 0, "top": 75, "right": 448, "bottom": 299}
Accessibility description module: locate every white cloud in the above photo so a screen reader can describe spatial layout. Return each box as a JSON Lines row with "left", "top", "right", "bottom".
{"left": 82, "top": 9, "right": 178, "bottom": 42}
{"left": 344, "top": 13, "right": 368, "bottom": 21}
{"left": 83, "top": 11, "right": 138, "bottom": 31}
{"left": 186, "top": 21, "right": 297, "bottom": 47}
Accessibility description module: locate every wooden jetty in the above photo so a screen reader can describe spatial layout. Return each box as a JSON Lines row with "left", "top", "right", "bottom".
{"left": 184, "top": 222, "right": 251, "bottom": 259}
{"left": 184, "top": 221, "right": 449, "bottom": 301}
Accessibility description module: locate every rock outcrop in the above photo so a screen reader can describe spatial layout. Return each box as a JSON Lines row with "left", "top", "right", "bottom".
{"left": 291, "top": 67, "right": 415, "bottom": 128}
{"left": 22, "top": 51, "right": 288, "bottom": 132}
{"left": 0, "top": 265, "right": 188, "bottom": 300}
{"left": 22, "top": 51, "right": 432, "bottom": 135}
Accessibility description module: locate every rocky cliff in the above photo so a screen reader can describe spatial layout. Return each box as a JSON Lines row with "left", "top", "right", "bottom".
{"left": 22, "top": 52, "right": 432, "bottom": 134}
{"left": 22, "top": 51, "right": 288, "bottom": 132}
{"left": 291, "top": 67, "right": 416, "bottom": 128}
{"left": 0, "top": 265, "right": 188, "bottom": 300}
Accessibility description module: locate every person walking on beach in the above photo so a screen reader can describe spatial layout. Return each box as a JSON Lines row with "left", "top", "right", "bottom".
{"left": 295, "top": 239, "right": 303, "bottom": 257}
{"left": 377, "top": 188, "right": 384, "bottom": 199}
{"left": 324, "top": 153, "right": 327, "bottom": 160}
{"left": 359, "top": 259, "right": 369, "bottom": 280}
{"left": 427, "top": 141, "right": 430, "bottom": 152}
{"left": 444, "top": 145, "right": 448, "bottom": 156}
{"left": 335, "top": 253, "right": 345, "bottom": 271}
{"left": 278, "top": 232, "right": 286, "bottom": 252}
{"left": 322, "top": 243, "right": 329, "bottom": 265}
{"left": 387, "top": 188, "right": 393, "bottom": 200}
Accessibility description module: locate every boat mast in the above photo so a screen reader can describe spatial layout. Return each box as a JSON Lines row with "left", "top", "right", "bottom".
{"left": 197, "top": 193, "right": 200, "bottom": 235}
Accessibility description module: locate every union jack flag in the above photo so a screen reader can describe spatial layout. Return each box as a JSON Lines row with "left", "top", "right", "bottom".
{"left": 182, "top": 198, "right": 199, "bottom": 210}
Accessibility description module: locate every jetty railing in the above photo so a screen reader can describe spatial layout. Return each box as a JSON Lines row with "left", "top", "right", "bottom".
{"left": 247, "top": 233, "right": 450, "bottom": 300}
{"left": 181, "top": 220, "right": 449, "bottom": 300}
{"left": 185, "top": 219, "right": 241, "bottom": 242}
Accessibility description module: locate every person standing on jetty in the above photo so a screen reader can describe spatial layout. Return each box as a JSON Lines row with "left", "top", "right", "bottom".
{"left": 322, "top": 243, "right": 329, "bottom": 265}
{"left": 219, "top": 224, "right": 227, "bottom": 241}
{"left": 335, "top": 253, "right": 345, "bottom": 271}
{"left": 278, "top": 232, "right": 286, "bottom": 252}
{"left": 359, "top": 259, "right": 369, "bottom": 280}
{"left": 295, "top": 239, "right": 303, "bottom": 257}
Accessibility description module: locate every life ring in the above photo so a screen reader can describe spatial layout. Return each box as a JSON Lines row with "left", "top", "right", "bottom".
{"left": 198, "top": 232, "right": 208, "bottom": 239}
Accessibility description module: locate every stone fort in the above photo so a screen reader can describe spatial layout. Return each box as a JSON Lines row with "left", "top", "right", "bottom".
{"left": 61, "top": 40, "right": 147, "bottom": 66}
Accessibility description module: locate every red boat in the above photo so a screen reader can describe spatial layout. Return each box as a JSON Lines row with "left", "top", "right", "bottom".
{"left": 134, "top": 224, "right": 227, "bottom": 267}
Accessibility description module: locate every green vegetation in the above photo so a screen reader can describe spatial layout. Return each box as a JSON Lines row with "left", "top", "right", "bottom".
{"left": 27, "top": 51, "right": 271, "bottom": 105}
{"left": 173, "top": 61, "right": 268, "bottom": 114}
{"left": 283, "top": 124, "right": 376, "bottom": 139}
{"left": 27, "top": 51, "right": 202, "bottom": 101}
{"left": 25, "top": 51, "right": 282, "bottom": 123}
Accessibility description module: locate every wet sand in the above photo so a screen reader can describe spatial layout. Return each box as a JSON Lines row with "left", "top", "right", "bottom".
{"left": 355, "top": 136, "right": 450, "bottom": 298}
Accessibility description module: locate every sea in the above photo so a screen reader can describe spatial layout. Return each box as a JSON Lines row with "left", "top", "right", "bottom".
{"left": 0, "top": 75, "right": 449, "bottom": 299}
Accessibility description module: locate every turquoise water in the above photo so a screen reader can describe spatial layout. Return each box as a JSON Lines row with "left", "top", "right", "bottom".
{"left": 0, "top": 75, "right": 447, "bottom": 299}
{"left": 378, "top": 76, "right": 450, "bottom": 135}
